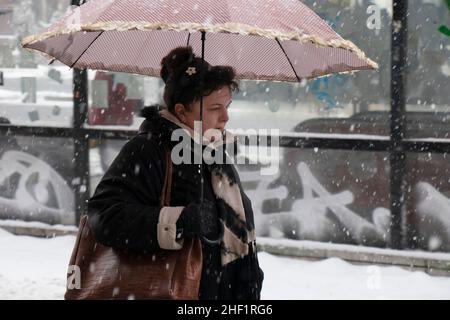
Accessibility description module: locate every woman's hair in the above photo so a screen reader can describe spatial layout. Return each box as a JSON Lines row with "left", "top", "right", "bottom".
{"left": 160, "top": 46, "right": 239, "bottom": 112}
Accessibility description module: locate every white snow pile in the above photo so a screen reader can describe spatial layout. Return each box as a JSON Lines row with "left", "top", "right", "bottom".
{"left": 1, "top": 230, "right": 450, "bottom": 300}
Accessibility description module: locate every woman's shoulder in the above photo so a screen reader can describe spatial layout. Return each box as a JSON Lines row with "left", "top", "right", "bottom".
{"left": 120, "top": 133, "right": 167, "bottom": 163}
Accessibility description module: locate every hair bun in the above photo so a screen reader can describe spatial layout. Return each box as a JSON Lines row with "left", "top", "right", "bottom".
{"left": 160, "top": 46, "right": 196, "bottom": 83}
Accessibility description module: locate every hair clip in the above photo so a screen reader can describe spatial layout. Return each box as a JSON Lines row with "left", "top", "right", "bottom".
{"left": 186, "top": 67, "right": 197, "bottom": 76}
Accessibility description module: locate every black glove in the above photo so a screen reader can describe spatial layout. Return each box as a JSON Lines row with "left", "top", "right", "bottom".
{"left": 176, "top": 199, "right": 219, "bottom": 239}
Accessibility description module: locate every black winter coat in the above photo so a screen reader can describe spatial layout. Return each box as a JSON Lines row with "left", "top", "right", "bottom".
{"left": 88, "top": 107, "right": 264, "bottom": 300}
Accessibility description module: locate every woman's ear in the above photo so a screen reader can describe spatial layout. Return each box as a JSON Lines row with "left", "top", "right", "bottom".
{"left": 174, "top": 103, "right": 186, "bottom": 123}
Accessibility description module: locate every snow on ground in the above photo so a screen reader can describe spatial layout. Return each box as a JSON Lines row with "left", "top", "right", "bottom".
{"left": 0, "top": 228, "right": 73, "bottom": 299}
{"left": 260, "top": 252, "right": 450, "bottom": 299}
{"left": 1, "top": 228, "right": 450, "bottom": 300}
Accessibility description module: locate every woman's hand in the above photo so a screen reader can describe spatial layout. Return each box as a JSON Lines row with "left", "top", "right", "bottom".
{"left": 176, "top": 199, "right": 220, "bottom": 239}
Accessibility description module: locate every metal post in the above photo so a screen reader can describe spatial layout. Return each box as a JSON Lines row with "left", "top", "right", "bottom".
{"left": 72, "top": 0, "right": 90, "bottom": 224}
{"left": 390, "top": 0, "right": 408, "bottom": 249}
{"left": 73, "top": 68, "right": 90, "bottom": 224}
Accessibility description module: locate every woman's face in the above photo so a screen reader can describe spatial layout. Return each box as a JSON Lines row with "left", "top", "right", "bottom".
{"left": 175, "top": 86, "right": 232, "bottom": 134}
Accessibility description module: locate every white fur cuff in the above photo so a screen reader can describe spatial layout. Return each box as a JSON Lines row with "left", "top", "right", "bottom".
{"left": 157, "top": 206, "right": 185, "bottom": 250}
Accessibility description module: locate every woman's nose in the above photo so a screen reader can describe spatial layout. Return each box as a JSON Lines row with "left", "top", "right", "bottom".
{"left": 221, "top": 107, "right": 229, "bottom": 122}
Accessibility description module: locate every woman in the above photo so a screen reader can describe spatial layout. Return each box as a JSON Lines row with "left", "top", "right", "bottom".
{"left": 88, "top": 46, "right": 264, "bottom": 300}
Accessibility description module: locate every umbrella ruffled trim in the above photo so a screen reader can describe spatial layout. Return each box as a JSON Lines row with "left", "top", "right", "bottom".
{"left": 15, "top": 54, "right": 372, "bottom": 82}
{"left": 21, "top": 21, "right": 378, "bottom": 69}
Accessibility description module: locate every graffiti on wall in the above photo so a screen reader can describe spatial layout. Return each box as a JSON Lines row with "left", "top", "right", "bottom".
{"left": 310, "top": 75, "right": 349, "bottom": 112}
{"left": 415, "top": 182, "right": 450, "bottom": 250}
{"left": 241, "top": 163, "right": 390, "bottom": 246}
{"left": 309, "top": 11, "right": 351, "bottom": 111}
{"left": 240, "top": 162, "right": 450, "bottom": 251}
{"left": 438, "top": 0, "right": 450, "bottom": 36}
{"left": 0, "top": 150, "right": 75, "bottom": 225}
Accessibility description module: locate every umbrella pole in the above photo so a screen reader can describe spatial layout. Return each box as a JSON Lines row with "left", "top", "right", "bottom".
{"left": 200, "top": 31, "right": 205, "bottom": 207}
{"left": 198, "top": 32, "right": 223, "bottom": 245}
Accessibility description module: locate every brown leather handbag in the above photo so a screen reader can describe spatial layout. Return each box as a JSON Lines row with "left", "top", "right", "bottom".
{"left": 64, "top": 146, "right": 203, "bottom": 300}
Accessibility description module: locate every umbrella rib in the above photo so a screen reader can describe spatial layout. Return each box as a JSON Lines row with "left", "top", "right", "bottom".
{"left": 186, "top": 33, "right": 191, "bottom": 46}
{"left": 70, "top": 31, "right": 104, "bottom": 69}
{"left": 275, "top": 38, "right": 301, "bottom": 82}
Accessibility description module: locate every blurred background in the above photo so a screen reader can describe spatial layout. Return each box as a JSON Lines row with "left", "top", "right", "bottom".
{"left": 0, "top": 0, "right": 449, "bottom": 254}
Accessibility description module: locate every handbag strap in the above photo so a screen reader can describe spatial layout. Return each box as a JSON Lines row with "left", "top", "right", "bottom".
{"left": 160, "top": 143, "right": 173, "bottom": 207}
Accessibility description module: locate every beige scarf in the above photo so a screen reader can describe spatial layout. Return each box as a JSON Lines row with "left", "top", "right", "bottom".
{"left": 160, "top": 110, "right": 256, "bottom": 266}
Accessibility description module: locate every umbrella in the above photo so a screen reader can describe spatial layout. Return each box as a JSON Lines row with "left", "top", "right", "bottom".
{"left": 21, "top": 0, "right": 377, "bottom": 81}
{"left": 21, "top": 0, "right": 378, "bottom": 242}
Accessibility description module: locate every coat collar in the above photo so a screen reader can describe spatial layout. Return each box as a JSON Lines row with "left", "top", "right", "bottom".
{"left": 139, "top": 105, "right": 236, "bottom": 150}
